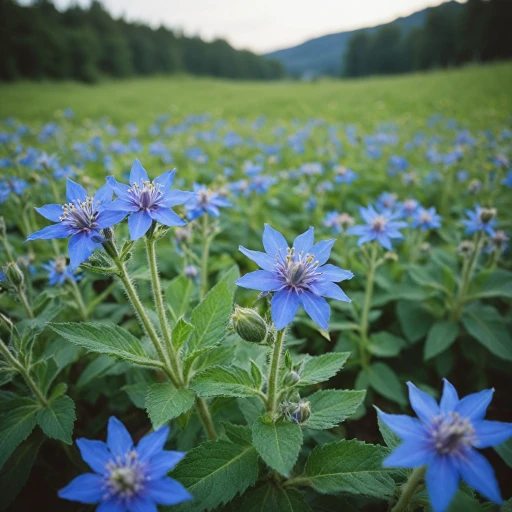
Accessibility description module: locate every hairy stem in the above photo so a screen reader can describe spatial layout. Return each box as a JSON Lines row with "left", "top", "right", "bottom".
{"left": 18, "top": 288, "right": 34, "bottom": 319}
{"left": 391, "top": 466, "right": 426, "bottom": 512}
{"left": 267, "top": 329, "right": 286, "bottom": 416}
{"left": 68, "top": 279, "right": 88, "bottom": 321}
{"left": 359, "top": 242, "right": 378, "bottom": 368}
{"left": 200, "top": 214, "right": 210, "bottom": 300}
{"left": 195, "top": 396, "right": 217, "bottom": 440}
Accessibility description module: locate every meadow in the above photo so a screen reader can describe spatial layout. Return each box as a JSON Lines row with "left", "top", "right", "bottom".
{"left": 0, "top": 63, "right": 511, "bottom": 512}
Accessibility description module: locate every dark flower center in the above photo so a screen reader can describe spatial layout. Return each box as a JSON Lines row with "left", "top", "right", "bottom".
{"left": 104, "top": 450, "right": 146, "bottom": 501}
{"left": 129, "top": 181, "right": 164, "bottom": 211}
{"left": 429, "top": 412, "right": 476, "bottom": 455}
{"left": 197, "top": 189, "right": 212, "bottom": 207}
{"left": 275, "top": 247, "right": 319, "bottom": 291}
{"left": 371, "top": 215, "right": 388, "bottom": 232}
{"left": 60, "top": 197, "right": 99, "bottom": 231}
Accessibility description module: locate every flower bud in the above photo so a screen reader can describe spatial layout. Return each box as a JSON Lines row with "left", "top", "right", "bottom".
{"left": 420, "top": 242, "right": 431, "bottom": 254}
{"left": 479, "top": 207, "right": 497, "bottom": 224}
{"left": 184, "top": 265, "right": 198, "bottom": 279}
{"left": 280, "top": 401, "right": 311, "bottom": 424}
{"left": 2, "top": 262, "right": 25, "bottom": 289}
{"left": 284, "top": 370, "right": 301, "bottom": 386}
{"left": 231, "top": 307, "right": 268, "bottom": 343}
{"left": 458, "top": 240, "right": 474, "bottom": 257}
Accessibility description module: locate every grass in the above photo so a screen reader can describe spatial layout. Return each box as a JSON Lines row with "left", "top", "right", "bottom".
{"left": 1, "top": 63, "right": 511, "bottom": 126}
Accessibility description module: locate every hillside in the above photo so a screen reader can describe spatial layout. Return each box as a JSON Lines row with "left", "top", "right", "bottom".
{"left": 264, "top": 1, "right": 464, "bottom": 77}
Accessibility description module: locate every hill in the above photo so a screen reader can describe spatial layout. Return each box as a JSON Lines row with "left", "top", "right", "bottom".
{"left": 263, "top": 1, "right": 464, "bottom": 77}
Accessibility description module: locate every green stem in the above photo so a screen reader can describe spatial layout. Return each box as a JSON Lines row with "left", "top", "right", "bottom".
{"left": 18, "top": 288, "right": 34, "bottom": 319}
{"left": 145, "top": 235, "right": 183, "bottom": 385}
{"left": 68, "top": 279, "right": 88, "bottom": 321}
{"left": 359, "top": 243, "right": 378, "bottom": 369}
{"left": 200, "top": 215, "right": 210, "bottom": 300}
{"left": 391, "top": 466, "right": 426, "bottom": 512}
{"left": 86, "top": 281, "right": 117, "bottom": 314}
{"left": 267, "top": 329, "right": 286, "bottom": 416}
{"left": 0, "top": 236, "right": 15, "bottom": 262}
{"left": 195, "top": 396, "right": 217, "bottom": 440}
{"left": 0, "top": 337, "right": 47, "bottom": 407}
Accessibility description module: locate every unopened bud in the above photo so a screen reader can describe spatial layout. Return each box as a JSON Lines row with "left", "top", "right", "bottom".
{"left": 231, "top": 307, "right": 268, "bottom": 343}
{"left": 458, "top": 240, "right": 474, "bottom": 257}
{"left": 2, "top": 262, "right": 24, "bottom": 289}
{"left": 479, "top": 207, "right": 497, "bottom": 224}
{"left": 184, "top": 265, "right": 198, "bottom": 279}
{"left": 280, "top": 401, "right": 311, "bottom": 424}
{"left": 468, "top": 179, "right": 481, "bottom": 194}
{"left": 420, "top": 242, "right": 431, "bottom": 254}
{"left": 383, "top": 251, "right": 398, "bottom": 262}
{"left": 284, "top": 371, "right": 301, "bottom": 386}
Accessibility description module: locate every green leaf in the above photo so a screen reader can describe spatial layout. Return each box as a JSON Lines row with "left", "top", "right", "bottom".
{"left": 171, "top": 427, "right": 259, "bottom": 512}
{"left": 188, "top": 281, "right": 233, "bottom": 352}
{"left": 0, "top": 398, "right": 39, "bottom": 468}
{"left": 36, "top": 395, "right": 76, "bottom": 444}
{"left": 217, "top": 264, "right": 241, "bottom": 296}
{"left": 172, "top": 318, "right": 195, "bottom": 350}
{"left": 396, "top": 301, "right": 434, "bottom": 343}
{"left": 243, "top": 486, "right": 312, "bottom": 512}
{"left": 304, "top": 389, "right": 366, "bottom": 430}
{"left": 166, "top": 275, "right": 193, "bottom": 322}
{"left": 368, "top": 362, "right": 407, "bottom": 406}
{"left": 462, "top": 305, "right": 512, "bottom": 361}
{"left": 298, "top": 352, "right": 350, "bottom": 386}
{"left": 249, "top": 359, "right": 263, "bottom": 390}
{"left": 145, "top": 384, "right": 195, "bottom": 428}
{"left": 0, "top": 432, "right": 44, "bottom": 510}
{"left": 49, "top": 322, "right": 163, "bottom": 368}
{"left": 368, "top": 332, "right": 407, "bottom": 358}
{"left": 122, "top": 382, "right": 148, "bottom": 409}
{"left": 32, "top": 356, "right": 60, "bottom": 396}
{"left": 424, "top": 321, "right": 459, "bottom": 360}
{"left": 447, "top": 490, "right": 491, "bottom": 512}
{"left": 376, "top": 408, "right": 402, "bottom": 450}
{"left": 494, "top": 438, "right": 512, "bottom": 468}
{"left": 468, "top": 269, "right": 512, "bottom": 300}
{"left": 237, "top": 397, "right": 265, "bottom": 426}
{"left": 252, "top": 416, "right": 303, "bottom": 477}
{"left": 76, "top": 354, "right": 121, "bottom": 388}
{"left": 190, "top": 366, "right": 260, "bottom": 398}
{"left": 303, "top": 439, "right": 395, "bottom": 498}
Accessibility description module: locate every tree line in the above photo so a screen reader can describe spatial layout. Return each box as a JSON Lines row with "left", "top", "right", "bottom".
{"left": 344, "top": 0, "right": 512, "bottom": 78}
{"left": 0, "top": 0, "right": 285, "bottom": 82}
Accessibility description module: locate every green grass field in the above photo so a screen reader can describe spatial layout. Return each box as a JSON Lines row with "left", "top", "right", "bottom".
{"left": 1, "top": 63, "right": 511, "bottom": 126}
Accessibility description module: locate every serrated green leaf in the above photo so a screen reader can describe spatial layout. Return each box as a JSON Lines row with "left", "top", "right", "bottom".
{"left": 76, "top": 354, "right": 120, "bottom": 388}
{"left": 188, "top": 281, "right": 233, "bottom": 351}
{"left": 376, "top": 408, "right": 402, "bottom": 450}
{"left": 242, "top": 486, "right": 312, "bottom": 512}
{"left": 424, "top": 321, "right": 459, "bottom": 360}
{"left": 49, "top": 322, "right": 163, "bottom": 368}
{"left": 303, "top": 439, "right": 395, "bottom": 498}
{"left": 32, "top": 356, "right": 59, "bottom": 396}
{"left": 0, "top": 398, "right": 39, "bottom": 468}
{"left": 252, "top": 416, "right": 302, "bottom": 477}
{"left": 146, "top": 384, "right": 195, "bottom": 428}
{"left": 304, "top": 389, "right": 366, "bottom": 430}
{"left": 368, "top": 362, "right": 407, "bottom": 406}
{"left": 171, "top": 432, "right": 258, "bottom": 511}
{"left": 166, "top": 275, "right": 194, "bottom": 322}
{"left": 222, "top": 422, "right": 253, "bottom": 445}
{"left": 191, "top": 365, "right": 260, "bottom": 398}
{"left": 172, "top": 318, "right": 195, "bottom": 350}
{"left": 298, "top": 352, "right": 350, "bottom": 386}
{"left": 122, "top": 382, "right": 148, "bottom": 409}
{"left": 468, "top": 269, "right": 512, "bottom": 300}
{"left": 462, "top": 305, "right": 512, "bottom": 361}
{"left": 237, "top": 397, "right": 265, "bottom": 426}
{"left": 36, "top": 395, "right": 75, "bottom": 444}
{"left": 368, "top": 332, "right": 407, "bottom": 358}
{"left": 249, "top": 360, "right": 263, "bottom": 390}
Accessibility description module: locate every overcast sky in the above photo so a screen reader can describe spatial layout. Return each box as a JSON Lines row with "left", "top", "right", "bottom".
{"left": 50, "top": 0, "right": 465, "bottom": 54}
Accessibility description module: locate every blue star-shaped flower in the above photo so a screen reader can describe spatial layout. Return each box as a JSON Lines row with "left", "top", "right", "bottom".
{"left": 236, "top": 224, "right": 353, "bottom": 330}
{"left": 105, "top": 159, "right": 194, "bottom": 240}
{"left": 59, "top": 416, "right": 192, "bottom": 511}
{"left": 462, "top": 205, "right": 497, "bottom": 237}
{"left": 185, "top": 183, "right": 232, "bottom": 220}
{"left": 27, "top": 179, "right": 126, "bottom": 268}
{"left": 411, "top": 206, "right": 442, "bottom": 230}
{"left": 379, "top": 379, "right": 512, "bottom": 512}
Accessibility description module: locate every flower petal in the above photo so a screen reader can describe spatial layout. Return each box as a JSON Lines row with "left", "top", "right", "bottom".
{"left": 311, "top": 280, "right": 350, "bottom": 302}
{"left": 236, "top": 270, "right": 283, "bottom": 292}
{"left": 97, "top": 498, "right": 127, "bottom": 512}
{"left": 68, "top": 232, "right": 98, "bottom": 269}
{"left": 377, "top": 410, "right": 427, "bottom": 440}
{"left": 76, "top": 438, "right": 111, "bottom": 474}
{"left": 299, "top": 291, "right": 330, "bottom": 330}
{"left": 35, "top": 204, "right": 63, "bottom": 222}
{"left": 153, "top": 169, "right": 176, "bottom": 190}
{"left": 27, "top": 223, "right": 71, "bottom": 241}
{"left": 105, "top": 198, "right": 139, "bottom": 212}
{"left": 58, "top": 473, "right": 103, "bottom": 504}
{"left": 383, "top": 439, "right": 434, "bottom": 468}
{"left": 238, "top": 246, "right": 275, "bottom": 271}
{"left": 160, "top": 190, "right": 195, "bottom": 208}
{"left": 455, "top": 388, "right": 494, "bottom": 422}
{"left": 107, "top": 416, "right": 133, "bottom": 458}
{"left": 127, "top": 496, "right": 158, "bottom": 512}
{"left": 262, "top": 224, "right": 288, "bottom": 257}
{"left": 66, "top": 179, "right": 87, "bottom": 203}
{"left": 145, "top": 477, "right": 193, "bottom": 506}
{"left": 128, "top": 211, "right": 153, "bottom": 240}
{"left": 440, "top": 378, "right": 459, "bottom": 413}
{"left": 473, "top": 420, "right": 512, "bottom": 448}
{"left": 310, "top": 239, "right": 335, "bottom": 265}
{"left": 106, "top": 176, "right": 130, "bottom": 197}
{"left": 137, "top": 426, "right": 170, "bottom": 461}
{"left": 130, "top": 159, "right": 149, "bottom": 184}
{"left": 426, "top": 455, "right": 460, "bottom": 512}
{"left": 455, "top": 449, "right": 502, "bottom": 504}
{"left": 93, "top": 183, "right": 113, "bottom": 208}
{"left": 148, "top": 451, "right": 186, "bottom": 479}
{"left": 271, "top": 288, "right": 299, "bottom": 330}
{"left": 407, "top": 382, "right": 440, "bottom": 424}
{"left": 293, "top": 227, "right": 314, "bottom": 255}
{"left": 96, "top": 210, "right": 128, "bottom": 229}
{"left": 150, "top": 208, "right": 186, "bottom": 228}
{"left": 319, "top": 264, "right": 354, "bottom": 282}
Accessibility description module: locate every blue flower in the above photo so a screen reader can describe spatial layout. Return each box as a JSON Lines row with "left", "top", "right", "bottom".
{"left": 379, "top": 379, "right": 512, "bottom": 512}
{"left": 347, "top": 206, "right": 407, "bottom": 250}
{"left": 411, "top": 207, "right": 442, "bottom": 231}
{"left": 59, "top": 416, "right": 192, "bottom": 511}
{"left": 106, "top": 159, "right": 194, "bottom": 240}
{"left": 462, "top": 205, "right": 497, "bottom": 237}
{"left": 185, "top": 183, "right": 232, "bottom": 220}
{"left": 333, "top": 166, "right": 358, "bottom": 184}
{"left": 42, "top": 257, "right": 81, "bottom": 286}
{"left": 502, "top": 170, "right": 512, "bottom": 187}
{"left": 28, "top": 179, "right": 126, "bottom": 269}
{"left": 236, "top": 225, "right": 353, "bottom": 330}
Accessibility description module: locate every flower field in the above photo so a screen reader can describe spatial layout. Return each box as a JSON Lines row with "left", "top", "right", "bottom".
{"left": 0, "top": 63, "right": 511, "bottom": 512}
